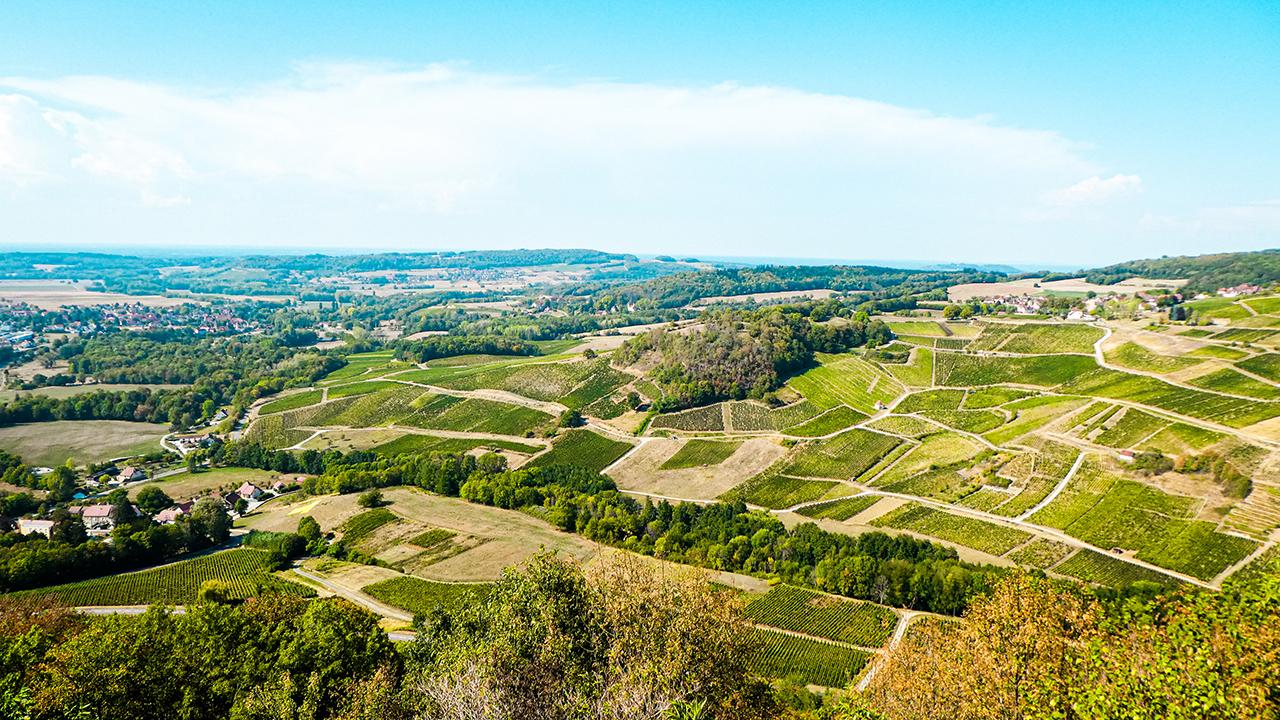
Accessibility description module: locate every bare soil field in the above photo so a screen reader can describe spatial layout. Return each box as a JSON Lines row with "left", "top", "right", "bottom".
{"left": 0, "top": 420, "right": 168, "bottom": 466}
{"left": 608, "top": 436, "right": 787, "bottom": 500}
{"left": 691, "top": 288, "right": 838, "bottom": 307}
{"left": 949, "top": 276, "right": 1186, "bottom": 302}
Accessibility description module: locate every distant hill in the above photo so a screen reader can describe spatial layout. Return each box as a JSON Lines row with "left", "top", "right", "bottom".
{"left": 1080, "top": 248, "right": 1280, "bottom": 294}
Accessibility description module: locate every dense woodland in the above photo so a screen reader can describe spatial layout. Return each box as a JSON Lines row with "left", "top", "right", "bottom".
{"left": 1077, "top": 248, "right": 1280, "bottom": 293}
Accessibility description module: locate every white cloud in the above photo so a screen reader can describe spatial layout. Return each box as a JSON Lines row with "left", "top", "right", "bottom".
{"left": 1044, "top": 174, "right": 1143, "bottom": 207}
{"left": 0, "top": 63, "right": 1143, "bottom": 260}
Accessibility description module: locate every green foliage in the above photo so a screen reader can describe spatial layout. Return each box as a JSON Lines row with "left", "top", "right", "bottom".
{"left": 650, "top": 404, "right": 726, "bottom": 432}
{"left": 1105, "top": 342, "right": 1202, "bottom": 373}
{"left": 1005, "top": 539, "right": 1075, "bottom": 569}
{"left": 371, "top": 433, "right": 542, "bottom": 456}
{"left": 1187, "top": 368, "right": 1280, "bottom": 399}
{"left": 1236, "top": 352, "right": 1280, "bottom": 381}
{"left": 934, "top": 352, "right": 1097, "bottom": 387}
{"left": 967, "top": 322, "right": 1103, "bottom": 354}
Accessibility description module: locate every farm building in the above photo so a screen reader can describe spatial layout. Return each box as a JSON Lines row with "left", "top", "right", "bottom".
{"left": 17, "top": 518, "right": 54, "bottom": 537}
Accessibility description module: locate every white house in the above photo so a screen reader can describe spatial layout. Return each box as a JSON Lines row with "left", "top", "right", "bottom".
{"left": 17, "top": 518, "right": 54, "bottom": 537}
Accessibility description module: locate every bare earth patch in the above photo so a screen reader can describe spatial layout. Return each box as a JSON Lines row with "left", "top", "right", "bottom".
{"left": 608, "top": 437, "right": 787, "bottom": 500}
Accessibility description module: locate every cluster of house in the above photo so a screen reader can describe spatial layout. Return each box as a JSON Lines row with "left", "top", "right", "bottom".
{"left": 980, "top": 294, "right": 1044, "bottom": 315}
{"left": 171, "top": 434, "right": 216, "bottom": 456}
{"left": 14, "top": 477, "right": 302, "bottom": 539}
{"left": 1216, "top": 284, "right": 1263, "bottom": 298}
{"left": 85, "top": 465, "right": 148, "bottom": 490}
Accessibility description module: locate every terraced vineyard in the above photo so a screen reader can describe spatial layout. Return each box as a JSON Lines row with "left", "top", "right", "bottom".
{"left": 13, "top": 549, "right": 311, "bottom": 606}
{"left": 778, "top": 429, "right": 902, "bottom": 480}
{"left": 660, "top": 439, "right": 742, "bottom": 469}
{"left": 529, "top": 429, "right": 633, "bottom": 473}
{"left": 748, "top": 628, "right": 872, "bottom": 688}
{"left": 787, "top": 354, "right": 905, "bottom": 413}
{"left": 732, "top": 471, "right": 838, "bottom": 509}
{"left": 795, "top": 495, "right": 881, "bottom": 520}
{"left": 1053, "top": 549, "right": 1180, "bottom": 587}
{"left": 650, "top": 404, "right": 725, "bottom": 432}
{"left": 967, "top": 322, "right": 1103, "bottom": 354}
{"left": 871, "top": 503, "right": 1032, "bottom": 555}
{"left": 745, "top": 585, "right": 898, "bottom": 646}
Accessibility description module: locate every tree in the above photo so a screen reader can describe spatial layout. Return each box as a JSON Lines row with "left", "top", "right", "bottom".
{"left": 406, "top": 552, "right": 773, "bottom": 719}
{"left": 297, "top": 515, "right": 322, "bottom": 543}
{"left": 135, "top": 486, "right": 174, "bottom": 515}
{"left": 43, "top": 466, "right": 77, "bottom": 503}
{"left": 357, "top": 489, "right": 383, "bottom": 508}
{"left": 189, "top": 497, "right": 231, "bottom": 545}
{"left": 196, "top": 579, "right": 234, "bottom": 604}
{"left": 234, "top": 498, "right": 249, "bottom": 516}
{"left": 558, "top": 409, "right": 584, "bottom": 428}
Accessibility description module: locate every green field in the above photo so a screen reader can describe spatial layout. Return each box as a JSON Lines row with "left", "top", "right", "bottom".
{"left": 745, "top": 585, "right": 897, "bottom": 646}
{"left": 748, "top": 628, "right": 872, "bottom": 688}
{"left": 778, "top": 429, "right": 903, "bottom": 480}
{"left": 872, "top": 432, "right": 985, "bottom": 488}
{"left": 1006, "top": 539, "right": 1076, "bottom": 568}
{"left": 1091, "top": 408, "right": 1169, "bottom": 448}
{"left": 258, "top": 389, "right": 323, "bottom": 414}
{"left": 528, "top": 429, "right": 633, "bottom": 474}
{"left": 0, "top": 420, "right": 168, "bottom": 466}
{"left": 732, "top": 472, "right": 839, "bottom": 509}
{"left": 871, "top": 503, "right": 1032, "bottom": 555}
{"left": 894, "top": 388, "right": 965, "bottom": 412}
{"left": 865, "top": 414, "right": 940, "bottom": 438}
{"left": 919, "top": 409, "right": 1006, "bottom": 434}
{"left": 1053, "top": 550, "right": 1178, "bottom": 587}
{"left": 1237, "top": 352, "right": 1280, "bottom": 381}
{"left": 371, "top": 434, "right": 543, "bottom": 456}
{"left": 967, "top": 322, "right": 1103, "bottom": 354}
{"left": 402, "top": 395, "right": 554, "bottom": 436}
{"left": 1105, "top": 342, "right": 1202, "bottom": 374}
{"left": 9, "top": 549, "right": 312, "bottom": 605}
{"left": 787, "top": 354, "right": 905, "bottom": 413}
{"left": 934, "top": 352, "right": 1097, "bottom": 387}
{"left": 795, "top": 495, "right": 881, "bottom": 521}
{"left": 782, "top": 406, "right": 867, "bottom": 437}
{"left": 362, "top": 576, "right": 490, "bottom": 616}
{"left": 1057, "top": 367, "right": 1280, "bottom": 427}
{"left": 341, "top": 508, "right": 400, "bottom": 543}
{"left": 660, "top": 439, "right": 743, "bottom": 469}
{"left": 650, "top": 404, "right": 725, "bottom": 432}
{"left": 883, "top": 346, "right": 934, "bottom": 387}
{"left": 1187, "top": 368, "right": 1280, "bottom": 400}
{"left": 962, "top": 386, "right": 1035, "bottom": 408}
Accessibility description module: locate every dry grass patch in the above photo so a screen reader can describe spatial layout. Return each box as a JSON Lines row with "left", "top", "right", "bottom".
{"left": 609, "top": 437, "right": 786, "bottom": 500}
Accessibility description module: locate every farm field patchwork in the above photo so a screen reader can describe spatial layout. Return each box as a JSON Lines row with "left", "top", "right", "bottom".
{"left": 782, "top": 406, "right": 867, "bottom": 437}
{"left": 933, "top": 352, "right": 1098, "bottom": 387}
{"left": 967, "top": 322, "right": 1104, "bottom": 354}
{"left": 731, "top": 471, "right": 839, "bottom": 509}
{"left": 1105, "top": 342, "right": 1203, "bottom": 374}
{"left": 777, "top": 429, "right": 903, "bottom": 480}
{"left": 1053, "top": 549, "right": 1180, "bottom": 587}
{"left": 795, "top": 495, "right": 881, "bottom": 521}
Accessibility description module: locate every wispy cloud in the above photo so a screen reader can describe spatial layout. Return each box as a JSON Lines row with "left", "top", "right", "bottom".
{"left": 1044, "top": 174, "right": 1143, "bottom": 207}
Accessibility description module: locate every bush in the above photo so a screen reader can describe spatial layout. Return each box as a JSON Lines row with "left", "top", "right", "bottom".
{"left": 357, "top": 489, "right": 385, "bottom": 508}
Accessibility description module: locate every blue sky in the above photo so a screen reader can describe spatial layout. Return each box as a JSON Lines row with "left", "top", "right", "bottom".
{"left": 1, "top": 1, "right": 1277, "bottom": 266}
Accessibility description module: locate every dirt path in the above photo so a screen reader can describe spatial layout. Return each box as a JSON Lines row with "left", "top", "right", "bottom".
{"left": 1016, "top": 450, "right": 1085, "bottom": 520}
{"left": 291, "top": 567, "right": 413, "bottom": 623}
{"left": 855, "top": 610, "right": 921, "bottom": 692}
